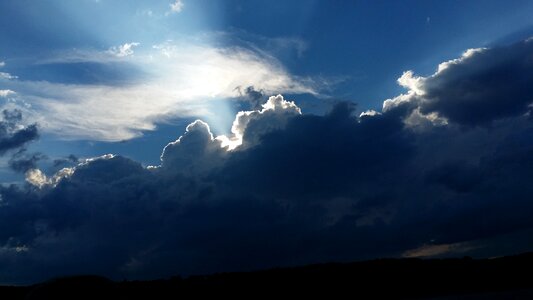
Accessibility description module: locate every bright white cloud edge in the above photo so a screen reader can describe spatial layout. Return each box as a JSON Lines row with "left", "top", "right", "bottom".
{"left": 26, "top": 95, "right": 301, "bottom": 187}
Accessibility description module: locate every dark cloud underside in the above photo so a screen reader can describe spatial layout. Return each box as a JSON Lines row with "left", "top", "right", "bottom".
{"left": 2, "top": 39, "right": 533, "bottom": 284}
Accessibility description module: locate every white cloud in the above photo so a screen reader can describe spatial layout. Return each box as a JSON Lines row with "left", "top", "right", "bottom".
{"left": 380, "top": 43, "right": 533, "bottom": 128}
{"left": 397, "top": 71, "right": 425, "bottom": 96}
{"left": 107, "top": 42, "right": 140, "bottom": 57}
{"left": 3, "top": 42, "right": 318, "bottom": 141}
{"left": 25, "top": 168, "right": 74, "bottom": 188}
{"left": 217, "top": 94, "right": 301, "bottom": 150}
{"left": 168, "top": 0, "right": 184, "bottom": 14}
{"left": 359, "top": 110, "right": 380, "bottom": 118}
{"left": 384, "top": 48, "right": 487, "bottom": 114}
{"left": 0, "top": 61, "right": 5, "bottom": 68}
{"left": 436, "top": 48, "right": 485, "bottom": 73}
{"left": 35, "top": 95, "right": 302, "bottom": 184}
{"left": 0, "top": 90, "right": 15, "bottom": 97}
{"left": 159, "top": 120, "right": 226, "bottom": 173}
{"left": 25, "top": 155, "right": 114, "bottom": 189}
{"left": 152, "top": 42, "right": 317, "bottom": 98}
{"left": 0, "top": 72, "right": 17, "bottom": 80}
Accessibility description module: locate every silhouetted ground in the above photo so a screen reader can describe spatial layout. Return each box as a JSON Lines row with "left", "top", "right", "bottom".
{"left": 3, "top": 252, "right": 533, "bottom": 299}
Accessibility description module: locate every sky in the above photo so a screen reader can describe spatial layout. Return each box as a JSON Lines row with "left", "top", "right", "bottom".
{"left": 1, "top": 0, "right": 533, "bottom": 284}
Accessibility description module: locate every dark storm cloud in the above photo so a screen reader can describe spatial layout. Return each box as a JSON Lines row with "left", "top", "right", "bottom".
{"left": 2, "top": 39, "right": 533, "bottom": 284}
{"left": 0, "top": 109, "right": 39, "bottom": 155}
{"left": 234, "top": 86, "right": 266, "bottom": 110}
{"left": 218, "top": 102, "right": 414, "bottom": 200}
{"left": 385, "top": 39, "right": 533, "bottom": 126}
{"left": 159, "top": 120, "right": 226, "bottom": 174}
{"left": 8, "top": 149, "right": 46, "bottom": 173}
{"left": 53, "top": 154, "right": 79, "bottom": 168}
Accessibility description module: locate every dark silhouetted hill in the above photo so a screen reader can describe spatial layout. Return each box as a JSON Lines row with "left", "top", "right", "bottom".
{"left": 3, "top": 252, "right": 533, "bottom": 299}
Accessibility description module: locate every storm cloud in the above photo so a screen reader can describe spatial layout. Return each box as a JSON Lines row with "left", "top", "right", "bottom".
{"left": 2, "top": 39, "right": 533, "bottom": 284}
{"left": 0, "top": 109, "right": 39, "bottom": 155}
{"left": 384, "top": 39, "right": 533, "bottom": 126}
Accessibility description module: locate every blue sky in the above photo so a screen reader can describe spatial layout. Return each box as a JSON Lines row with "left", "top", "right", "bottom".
{"left": 2, "top": 0, "right": 533, "bottom": 170}
{"left": 3, "top": 1, "right": 533, "bottom": 284}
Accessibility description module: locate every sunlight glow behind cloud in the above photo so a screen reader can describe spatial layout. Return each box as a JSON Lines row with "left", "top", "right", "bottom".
{"left": 217, "top": 94, "right": 302, "bottom": 150}
{"left": 1, "top": 41, "right": 318, "bottom": 141}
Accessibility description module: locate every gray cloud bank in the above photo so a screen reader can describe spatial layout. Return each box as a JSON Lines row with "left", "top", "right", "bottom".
{"left": 0, "top": 109, "right": 38, "bottom": 155}
{"left": 2, "top": 39, "right": 533, "bottom": 284}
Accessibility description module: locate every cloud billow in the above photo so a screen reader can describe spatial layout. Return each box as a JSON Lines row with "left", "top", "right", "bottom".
{"left": 0, "top": 109, "right": 39, "bottom": 155}
{"left": 385, "top": 40, "right": 533, "bottom": 126}
{"left": 2, "top": 39, "right": 533, "bottom": 284}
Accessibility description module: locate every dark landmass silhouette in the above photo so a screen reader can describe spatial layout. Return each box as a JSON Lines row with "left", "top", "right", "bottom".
{"left": 3, "top": 252, "right": 533, "bottom": 299}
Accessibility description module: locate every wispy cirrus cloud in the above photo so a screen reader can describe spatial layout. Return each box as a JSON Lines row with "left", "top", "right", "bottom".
{"left": 2, "top": 40, "right": 320, "bottom": 141}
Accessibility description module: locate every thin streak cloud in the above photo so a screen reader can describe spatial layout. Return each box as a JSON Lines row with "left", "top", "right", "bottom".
{"left": 2, "top": 41, "right": 320, "bottom": 141}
